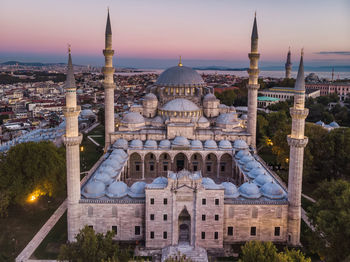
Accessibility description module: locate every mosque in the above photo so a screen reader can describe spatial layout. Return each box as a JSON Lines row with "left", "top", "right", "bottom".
{"left": 62, "top": 11, "right": 308, "bottom": 259}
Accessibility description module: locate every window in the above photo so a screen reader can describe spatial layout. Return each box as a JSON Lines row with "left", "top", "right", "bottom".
{"left": 150, "top": 214, "right": 154, "bottom": 220}
{"left": 112, "top": 226, "right": 117, "bottom": 235}
{"left": 163, "top": 198, "right": 168, "bottom": 205}
{"left": 163, "top": 165, "right": 168, "bottom": 171}
{"left": 274, "top": 227, "right": 280, "bottom": 236}
{"left": 202, "top": 214, "right": 206, "bottom": 221}
{"left": 228, "top": 227, "right": 233, "bottom": 236}
{"left": 150, "top": 154, "right": 154, "bottom": 159}
{"left": 201, "top": 232, "right": 205, "bottom": 239}
{"left": 163, "top": 214, "right": 168, "bottom": 221}
{"left": 208, "top": 155, "right": 211, "bottom": 160}
{"left": 214, "top": 232, "right": 218, "bottom": 240}
{"left": 193, "top": 165, "right": 198, "bottom": 171}
{"left": 150, "top": 164, "right": 154, "bottom": 171}
{"left": 135, "top": 226, "right": 141, "bottom": 235}
{"left": 220, "top": 164, "right": 225, "bottom": 172}
{"left": 150, "top": 198, "right": 154, "bottom": 205}
{"left": 150, "top": 231, "right": 154, "bottom": 239}
{"left": 194, "top": 155, "right": 197, "bottom": 160}
{"left": 88, "top": 225, "right": 93, "bottom": 229}
{"left": 215, "top": 214, "right": 219, "bottom": 221}
{"left": 206, "top": 165, "right": 211, "bottom": 172}
{"left": 163, "top": 231, "right": 167, "bottom": 239}
{"left": 215, "top": 199, "right": 219, "bottom": 205}
{"left": 250, "top": 227, "right": 256, "bottom": 236}
{"left": 135, "top": 164, "right": 140, "bottom": 171}
{"left": 202, "top": 198, "right": 206, "bottom": 205}
{"left": 164, "top": 154, "right": 168, "bottom": 159}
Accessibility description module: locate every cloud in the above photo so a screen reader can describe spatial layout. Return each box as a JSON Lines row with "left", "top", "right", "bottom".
{"left": 315, "top": 51, "right": 350, "bottom": 55}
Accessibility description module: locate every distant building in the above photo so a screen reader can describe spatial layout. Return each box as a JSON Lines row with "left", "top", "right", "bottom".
{"left": 259, "top": 87, "right": 320, "bottom": 102}
{"left": 306, "top": 83, "right": 350, "bottom": 101}
{"left": 257, "top": 96, "right": 279, "bottom": 108}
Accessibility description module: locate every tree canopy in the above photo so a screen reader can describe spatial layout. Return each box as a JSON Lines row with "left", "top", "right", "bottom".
{"left": 307, "top": 180, "right": 350, "bottom": 262}
{"left": 0, "top": 141, "right": 66, "bottom": 216}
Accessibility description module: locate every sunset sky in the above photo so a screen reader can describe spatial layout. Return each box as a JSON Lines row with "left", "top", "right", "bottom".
{"left": 1, "top": 0, "right": 349, "bottom": 68}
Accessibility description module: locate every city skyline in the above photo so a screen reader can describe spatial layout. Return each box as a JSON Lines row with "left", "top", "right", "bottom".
{"left": 1, "top": 0, "right": 350, "bottom": 68}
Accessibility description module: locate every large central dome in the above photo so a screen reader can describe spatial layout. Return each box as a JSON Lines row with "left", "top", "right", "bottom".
{"left": 155, "top": 65, "right": 205, "bottom": 87}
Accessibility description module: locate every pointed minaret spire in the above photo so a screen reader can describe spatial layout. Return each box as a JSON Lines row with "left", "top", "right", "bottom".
{"left": 251, "top": 12, "right": 258, "bottom": 41}
{"left": 66, "top": 45, "right": 76, "bottom": 90}
{"left": 285, "top": 47, "right": 292, "bottom": 79}
{"left": 294, "top": 49, "right": 305, "bottom": 92}
{"left": 105, "top": 8, "right": 112, "bottom": 36}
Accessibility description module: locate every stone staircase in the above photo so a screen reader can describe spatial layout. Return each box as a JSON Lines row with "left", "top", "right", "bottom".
{"left": 161, "top": 244, "right": 208, "bottom": 262}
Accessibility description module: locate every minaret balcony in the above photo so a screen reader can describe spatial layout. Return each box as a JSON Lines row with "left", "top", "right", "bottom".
{"left": 62, "top": 133, "right": 83, "bottom": 146}
{"left": 287, "top": 136, "right": 308, "bottom": 148}
{"left": 248, "top": 53, "right": 260, "bottom": 60}
{"left": 102, "top": 67, "right": 115, "bottom": 74}
{"left": 103, "top": 49, "right": 115, "bottom": 56}
{"left": 289, "top": 108, "right": 309, "bottom": 119}
{"left": 247, "top": 68, "right": 260, "bottom": 75}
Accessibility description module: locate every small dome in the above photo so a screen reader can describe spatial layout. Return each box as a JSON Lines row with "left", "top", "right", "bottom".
{"left": 202, "top": 177, "right": 222, "bottom": 189}
{"left": 159, "top": 139, "right": 171, "bottom": 149}
{"left": 81, "top": 109, "right": 95, "bottom": 117}
{"left": 99, "top": 165, "right": 117, "bottom": 177}
{"left": 239, "top": 182, "right": 261, "bottom": 199}
{"left": 261, "top": 181, "right": 286, "bottom": 199}
{"left": 234, "top": 139, "right": 249, "bottom": 150}
{"left": 203, "top": 93, "right": 217, "bottom": 101}
{"left": 235, "top": 149, "right": 249, "bottom": 159}
{"left": 241, "top": 114, "right": 248, "bottom": 120}
{"left": 219, "top": 140, "right": 232, "bottom": 149}
{"left": 107, "top": 181, "right": 128, "bottom": 198}
{"left": 221, "top": 182, "right": 239, "bottom": 198}
{"left": 315, "top": 120, "right": 325, "bottom": 126}
{"left": 329, "top": 121, "right": 340, "bottom": 128}
{"left": 162, "top": 98, "right": 199, "bottom": 112}
{"left": 245, "top": 161, "right": 262, "bottom": 171}
{"left": 247, "top": 167, "right": 266, "bottom": 179}
{"left": 128, "top": 181, "right": 147, "bottom": 198}
{"left": 130, "top": 139, "right": 143, "bottom": 149}
{"left": 198, "top": 116, "right": 209, "bottom": 123}
{"left": 144, "top": 140, "right": 157, "bottom": 149}
{"left": 152, "top": 116, "right": 164, "bottom": 125}
{"left": 238, "top": 155, "right": 254, "bottom": 165}
{"left": 172, "top": 136, "right": 190, "bottom": 147}
{"left": 191, "top": 140, "right": 203, "bottom": 149}
{"left": 204, "top": 139, "right": 217, "bottom": 149}
{"left": 216, "top": 113, "right": 238, "bottom": 125}
{"left": 121, "top": 112, "right": 145, "bottom": 124}
{"left": 155, "top": 65, "right": 205, "bottom": 87}
{"left": 254, "top": 173, "right": 273, "bottom": 187}
{"left": 111, "top": 149, "right": 128, "bottom": 159}
{"left": 147, "top": 176, "right": 168, "bottom": 189}
{"left": 83, "top": 180, "right": 106, "bottom": 198}
{"left": 144, "top": 93, "right": 157, "bottom": 100}
{"left": 113, "top": 138, "right": 128, "bottom": 150}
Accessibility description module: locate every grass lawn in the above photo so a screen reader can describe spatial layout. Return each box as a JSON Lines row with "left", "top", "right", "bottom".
{"left": 0, "top": 195, "right": 65, "bottom": 261}
{"left": 87, "top": 124, "right": 105, "bottom": 146}
{"left": 31, "top": 211, "right": 67, "bottom": 259}
{"left": 80, "top": 127, "right": 104, "bottom": 172}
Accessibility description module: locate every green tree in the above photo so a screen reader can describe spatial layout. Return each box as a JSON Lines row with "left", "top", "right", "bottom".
{"left": 239, "top": 241, "right": 280, "bottom": 262}
{"left": 0, "top": 141, "right": 66, "bottom": 215}
{"left": 307, "top": 180, "right": 350, "bottom": 262}
{"left": 58, "top": 226, "right": 131, "bottom": 262}
{"left": 279, "top": 248, "right": 311, "bottom": 262}
{"left": 215, "top": 90, "right": 236, "bottom": 106}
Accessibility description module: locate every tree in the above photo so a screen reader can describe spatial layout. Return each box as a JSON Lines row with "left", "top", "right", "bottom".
{"left": 98, "top": 108, "right": 105, "bottom": 126}
{"left": 239, "top": 241, "right": 311, "bottom": 262}
{"left": 58, "top": 226, "right": 132, "bottom": 262}
{"left": 0, "top": 141, "right": 66, "bottom": 215}
{"left": 307, "top": 180, "right": 350, "bottom": 262}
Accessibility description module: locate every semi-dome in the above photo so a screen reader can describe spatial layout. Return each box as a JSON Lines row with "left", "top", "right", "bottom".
{"left": 221, "top": 182, "right": 239, "bottom": 198}
{"left": 155, "top": 65, "right": 205, "bottom": 87}
{"left": 121, "top": 112, "right": 145, "bottom": 124}
{"left": 254, "top": 173, "right": 273, "bottom": 187}
{"left": 219, "top": 140, "right": 232, "bottom": 150}
{"left": 239, "top": 182, "right": 261, "bottom": 199}
{"left": 191, "top": 140, "right": 203, "bottom": 149}
{"left": 159, "top": 139, "right": 171, "bottom": 149}
{"left": 130, "top": 139, "right": 143, "bottom": 149}
{"left": 247, "top": 167, "right": 266, "bottom": 179}
{"left": 107, "top": 181, "right": 128, "bottom": 198}
{"left": 235, "top": 149, "right": 249, "bottom": 159}
{"left": 234, "top": 139, "right": 249, "bottom": 150}
{"left": 216, "top": 113, "right": 238, "bottom": 125}
{"left": 261, "top": 181, "right": 286, "bottom": 199}
{"left": 162, "top": 98, "right": 199, "bottom": 112}
{"left": 82, "top": 180, "right": 106, "bottom": 198}
{"left": 144, "top": 93, "right": 157, "bottom": 100}
{"left": 203, "top": 93, "right": 217, "bottom": 101}
{"left": 144, "top": 140, "right": 157, "bottom": 149}
{"left": 128, "top": 181, "right": 147, "bottom": 198}
{"left": 172, "top": 136, "right": 190, "bottom": 147}
{"left": 204, "top": 139, "right": 217, "bottom": 149}
{"left": 113, "top": 138, "right": 128, "bottom": 150}
{"left": 329, "top": 121, "right": 340, "bottom": 128}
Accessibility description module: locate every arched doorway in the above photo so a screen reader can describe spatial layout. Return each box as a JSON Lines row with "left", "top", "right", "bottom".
{"left": 205, "top": 153, "right": 218, "bottom": 178}
{"left": 159, "top": 153, "right": 171, "bottom": 176}
{"left": 178, "top": 208, "right": 191, "bottom": 244}
{"left": 190, "top": 153, "right": 203, "bottom": 173}
{"left": 129, "top": 153, "right": 142, "bottom": 179}
{"left": 174, "top": 153, "right": 188, "bottom": 171}
{"left": 220, "top": 153, "right": 233, "bottom": 179}
{"left": 144, "top": 153, "right": 157, "bottom": 178}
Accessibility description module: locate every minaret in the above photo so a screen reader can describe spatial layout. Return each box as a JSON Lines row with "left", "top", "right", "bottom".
{"left": 247, "top": 13, "right": 260, "bottom": 148}
{"left": 287, "top": 50, "right": 308, "bottom": 246}
{"left": 62, "top": 47, "right": 82, "bottom": 242}
{"left": 103, "top": 9, "right": 115, "bottom": 148}
{"left": 285, "top": 47, "right": 292, "bottom": 79}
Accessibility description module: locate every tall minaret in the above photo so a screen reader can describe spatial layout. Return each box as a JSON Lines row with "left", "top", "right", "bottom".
{"left": 62, "top": 47, "right": 82, "bottom": 242}
{"left": 247, "top": 13, "right": 260, "bottom": 148}
{"left": 103, "top": 9, "right": 115, "bottom": 148}
{"left": 285, "top": 47, "right": 292, "bottom": 79}
{"left": 287, "top": 50, "right": 308, "bottom": 246}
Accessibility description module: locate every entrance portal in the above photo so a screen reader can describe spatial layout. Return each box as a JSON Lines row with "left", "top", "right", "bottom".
{"left": 178, "top": 208, "right": 191, "bottom": 244}
{"left": 177, "top": 160, "right": 184, "bottom": 171}
{"left": 174, "top": 153, "right": 188, "bottom": 171}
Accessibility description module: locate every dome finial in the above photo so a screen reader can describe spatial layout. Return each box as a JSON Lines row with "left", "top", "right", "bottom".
{"left": 301, "top": 48, "right": 304, "bottom": 57}
{"left": 68, "top": 44, "right": 71, "bottom": 54}
{"left": 178, "top": 55, "right": 183, "bottom": 67}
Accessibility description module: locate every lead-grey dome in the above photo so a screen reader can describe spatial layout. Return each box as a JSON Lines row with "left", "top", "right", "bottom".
{"left": 216, "top": 113, "right": 238, "bottom": 125}
{"left": 128, "top": 181, "right": 147, "bottom": 198}
{"left": 239, "top": 182, "right": 261, "bottom": 199}
{"left": 204, "top": 139, "right": 217, "bottom": 149}
{"left": 235, "top": 149, "right": 249, "bottom": 159}
{"left": 221, "top": 182, "right": 240, "bottom": 198}
{"left": 219, "top": 140, "right": 232, "bottom": 150}
{"left": 113, "top": 138, "right": 128, "bottom": 150}
{"left": 107, "top": 181, "right": 128, "bottom": 198}
{"left": 261, "top": 181, "right": 286, "bottom": 199}
{"left": 254, "top": 173, "right": 273, "bottom": 187}
{"left": 82, "top": 180, "right": 106, "bottom": 198}
{"left": 172, "top": 136, "right": 190, "bottom": 147}
{"left": 203, "top": 93, "right": 217, "bottom": 101}
{"left": 162, "top": 98, "right": 199, "bottom": 112}
{"left": 144, "top": 140, "right": 157, "bottom": 149}
{"left": 159, "top": 139, "right": 171, "bottom": 149}
{"left": 144, "top": 93, "right": 157, "bottom": 100}
{"left": 121, "top": 112, "right": 145, "bottom": 124}
{"left": 155, "top": 65, "right": 205, "bottom": 87}
{"left": 191, "top": 140, "right": 203, "bottom": 149}
{"left": 130, "top": 139, "right": 143, "bottom": 149}
{"left": 234, "top": 139, "right": 249, "bottom": 150}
